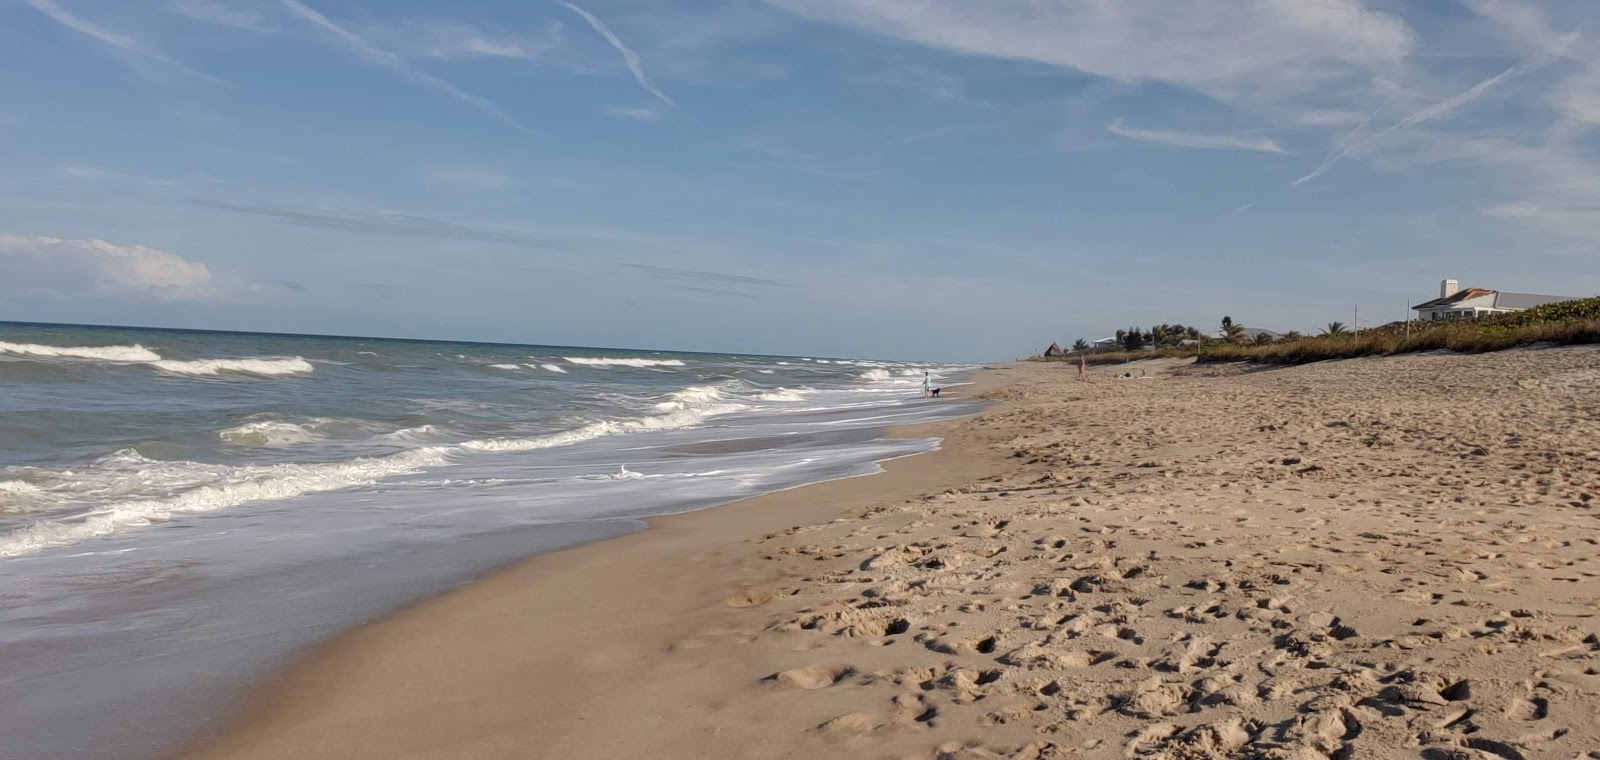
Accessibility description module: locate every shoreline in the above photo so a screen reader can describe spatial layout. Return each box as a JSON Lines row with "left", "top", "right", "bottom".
{"left": 170, "top": 369, "right": 1017, "bottom": 760}
{"left": 173, "top": 349, "right": 1600, "bottom": 759}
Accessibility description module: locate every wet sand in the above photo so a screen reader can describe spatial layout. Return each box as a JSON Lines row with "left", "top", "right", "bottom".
{"left": 178, "top": 349, "right": 1600, "bottom": 760}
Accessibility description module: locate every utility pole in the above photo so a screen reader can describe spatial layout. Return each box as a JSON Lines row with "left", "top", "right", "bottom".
{"left": 1354, "top": 305, "right": 1359, "bottom": 337}
{"left": 1405, "top": 301, "right": 1411, "bottom": 340}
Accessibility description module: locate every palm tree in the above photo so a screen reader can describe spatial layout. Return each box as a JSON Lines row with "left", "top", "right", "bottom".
{"left": 1221, "top": 316, "right": 1247, "bottom": 344}
{"left": 1283, "top": 330, "right": 1304, "bottom": 342}
{"left": 1323, "top": 321, "right": 1350, "bottom": 336}
{"left": 1122, "top": 327, "right": 1146, "bottom": 352}
{"left": 1252, "top": 331, "right": 1276, "bottom": 345}
{"left": 1071, "top": 339, "right": 1090, "bottom": 354}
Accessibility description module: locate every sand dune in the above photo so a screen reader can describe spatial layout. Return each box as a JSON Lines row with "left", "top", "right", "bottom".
{"left": 180, "top": 347, "right": 1600, "bottom": 760}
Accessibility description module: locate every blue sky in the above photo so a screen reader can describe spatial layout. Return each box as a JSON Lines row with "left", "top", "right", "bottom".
{"left": 2, "top": 0, "right": 1598, "bottom": 361}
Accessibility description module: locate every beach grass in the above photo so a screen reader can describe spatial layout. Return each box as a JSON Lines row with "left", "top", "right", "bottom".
{"left": 1039, "top": 295, "right": 1600, "bottom": 367}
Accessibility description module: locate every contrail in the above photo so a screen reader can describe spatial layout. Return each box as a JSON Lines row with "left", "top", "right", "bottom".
{"left": 561, "top": 2, "right": 676, "bottom": 107}
{"left": 1293, "top": 62, "right": 1532, "bottom": 186}
{"left": 278, "top": 0, "right": 531, "bottom": 132}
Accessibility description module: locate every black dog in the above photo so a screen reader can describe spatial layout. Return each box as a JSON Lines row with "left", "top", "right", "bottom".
{"left": 930, "top": 387, "right": 941, "bottom": 397}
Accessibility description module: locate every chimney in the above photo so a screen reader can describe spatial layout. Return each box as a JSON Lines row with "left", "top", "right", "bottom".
{"left": 1441, "top": 279, "right": 1460, "bottom": 299}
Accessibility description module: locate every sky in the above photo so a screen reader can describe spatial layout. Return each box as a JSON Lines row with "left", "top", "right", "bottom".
{"left": 2, "top": 0, "right": 1599, "bottom": 361}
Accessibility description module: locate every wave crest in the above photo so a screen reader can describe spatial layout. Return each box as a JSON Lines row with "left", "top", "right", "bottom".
{"left": 149, "top": 357, "right": 314, "bottom": 377}
{"left": 0, "top": 448, "right": 449, "bottom": 557}
{"left": 0, "top": 341, "right": 161, "bottom": 362}
{"left": 564, "top": 357, "right": 686, "bottom": 368}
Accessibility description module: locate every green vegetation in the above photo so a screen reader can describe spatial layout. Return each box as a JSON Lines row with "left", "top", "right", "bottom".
{"left": 1037, "top": 295, "right": 1600, "bottom": 367}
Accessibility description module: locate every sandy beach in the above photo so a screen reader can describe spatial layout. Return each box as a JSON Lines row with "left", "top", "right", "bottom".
{"left": 178, "top": 348, "right": 1600, "bottom": 760}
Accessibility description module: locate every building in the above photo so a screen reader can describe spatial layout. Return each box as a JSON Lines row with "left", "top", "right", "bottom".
{"left": 1206, "top": 327, "right": 1283, "bottom": 343}
{"left": 1413, "top": 280, "right": 1583, "bottom": 322}
{"left": 1043, "top": 342, "right": 1064, "bottom": 358}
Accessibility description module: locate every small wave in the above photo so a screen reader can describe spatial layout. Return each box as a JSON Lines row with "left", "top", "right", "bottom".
{"left": 0, "top": 448, "right": 449, "bottom": 557}
{"left": 757, "top": 389, "right": 805, "bottom": 402}
{"left": 460, "top": 403, "right": 745, "bottom": 453}
{"left": 148, "top": 357, "right": 314, "bottom": 377}
{"left": 0, "top": 341, "right": 162, "bottom": 362}
{"left": 756, "top": 369, "right": 774, "bottom": 374}
{"left": 539, "top": 363, "right": 567, "bottom": 373}
{"left": 860, "top": 368, "right": 892, "bottom": 381}
{"left": 488, "top": 363, "right": 522, "bottom": 370}
{"left": 564, "top": 357, "right": 686, "bottom": 368}
{"left": 218, "top": 419, "right": 331, "bottom": 447}
{"left": 653, "top": 385, "right": 724, "bottom": 412}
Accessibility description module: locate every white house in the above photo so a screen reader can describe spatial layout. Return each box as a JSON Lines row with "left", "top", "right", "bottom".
{"left": 1413, "top": 280, "right": 1582, "bottom": 322}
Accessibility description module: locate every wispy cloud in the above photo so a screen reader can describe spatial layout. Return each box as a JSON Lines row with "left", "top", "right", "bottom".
{"left": 409, "top": 22, "right": 560, "bottom": 60}
{"left": 61, "top": 165, "right": 178, "bottom": 188}
{"left": 1108, "top": 119, "right": 1287, "bottom": 154}
{"left": 424, "top": 168, "right": 512, "bottom": 192}
{"left": 739, "top": 136, "right": 880, "bottom": 182}
{"left": 624, "top": 262, "right": 805, "bottom": 289}
{"left": 275, "top": 0, "right": 530, "bottom": 131}
{"left": 765, "top": 0, "right": 1413, "bottom": 103}
{"left": 192, "top": 199, "right": 561, "bottom": 247}
{"left": 602, "top": 105, "right": 660, "bottom": 121}
{"left": 560, "top": 2, "right": 676, "bottom": 106}
{"left": 167, "top": 0, "right": 274, "bottom": 32}
{"left": 25, "top": 0, "right": 223, "bottom": 84}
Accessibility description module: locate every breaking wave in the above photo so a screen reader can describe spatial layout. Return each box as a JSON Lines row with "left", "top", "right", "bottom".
{"left": 0, "top": 447, "right": 451, "bottom": 557}
{"left": 219, "top": 419, "right": 333, "bottom": 447}
{"left": 540, "top": 363, "right": 567, "bottom": 373}
{"left": 148, "top": 358, "right": 314, "bottom": 377}
{"left": 564, "top": 357, "right": 686, "bottom": 368}
{"left": 0, "top": 341, "right": 162, "bottom": 362}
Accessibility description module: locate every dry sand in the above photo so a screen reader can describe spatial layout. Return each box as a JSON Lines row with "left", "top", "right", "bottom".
{"left": 179, "top": 347, "right": 1600, "bottom": 760}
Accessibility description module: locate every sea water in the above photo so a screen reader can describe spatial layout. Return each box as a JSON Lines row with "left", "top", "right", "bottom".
{"left": 0, "top": 322, "right": 977, "bottom": 760}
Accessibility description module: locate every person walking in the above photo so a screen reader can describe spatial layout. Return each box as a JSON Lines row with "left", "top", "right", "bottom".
{"left": 923, "top": 370, "right": 932, "bottom": 398}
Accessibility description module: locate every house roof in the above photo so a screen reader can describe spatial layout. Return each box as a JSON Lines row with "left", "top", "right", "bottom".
{"left": 1206, "top": 327, "right": 1282, "bottom": 341}
{"left": 1493, "top": 292, "right": 1581, "bottom": 310}
{"left": 1414, "top": 288, "right": 1581, "bottom": 311}
{"left": 1413, "top": 288, "right": 1496, "bottom": 310}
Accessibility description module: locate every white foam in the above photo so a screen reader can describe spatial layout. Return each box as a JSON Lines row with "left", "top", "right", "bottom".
{"left": 539, "top": 363, "right": 567, "bottom": 373}
{"left": 653, "top": 385, "right": 724, "bottom": 412}
{"left": 148, "top": 357, "right": 314, "bottom": 377}
{"left": 460, "top": 403, "right": 745, "bottom": 453}
{"left": 860, "top": 368, "right": 892, "bottom": 381}
{"left": 757, "top": 389, "right": 805, "bottom": 402}
{"left": 0, "top": 448, "right": 449, "bottom": 557}
{"left": 488, "top": 363, "right": 522, "bottom": 370}
{"left": 218, "top": 419, "right": 331, "bottom": 447}
{"left": 564, "top": 357, "right": 686, "bottom": 368}
{"left": 0, "top": 480, "right": 51, "bottom": 511}
{"left": 0, "top": 341, "right": 162, "bottom": 362}
{"left": 756, "top": 369, "right": 774, "bottom": 374}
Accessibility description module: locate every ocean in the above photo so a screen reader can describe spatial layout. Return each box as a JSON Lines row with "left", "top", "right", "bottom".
{"left": 0, "top": 322, "right": 978, "bottom": 760}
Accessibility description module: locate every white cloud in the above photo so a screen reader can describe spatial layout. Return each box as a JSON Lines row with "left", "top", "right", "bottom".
{"left": 0, "top": 234, "right": 216, "bottom": 300}
{"left": 275, "top": 0, "right": 530, "bottom": 131}
{"left": 24, "top": 0, "right": 223, "bottom": 83}
{"left": 561, "top": 2, "right": 676, "bottom": 106}
{"left": 1108, "top": 119, "right": 1287, "bottom": 154}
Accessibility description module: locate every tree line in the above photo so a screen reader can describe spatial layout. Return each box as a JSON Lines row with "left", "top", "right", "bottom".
{"left": 1068, "top": 317, "right": 1352, "bottom": 354}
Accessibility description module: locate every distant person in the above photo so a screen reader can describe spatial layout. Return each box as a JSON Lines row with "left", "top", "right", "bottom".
{"left": 923, "top": 370, "right": 931, "bottom": 398}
